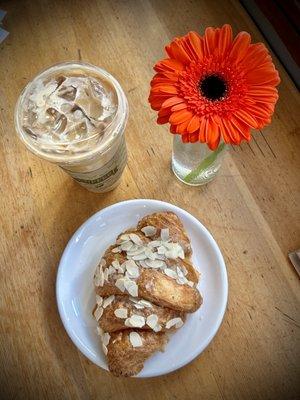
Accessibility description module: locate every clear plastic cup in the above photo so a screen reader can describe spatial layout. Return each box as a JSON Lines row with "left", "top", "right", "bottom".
{"left": 15, "top": 61, "right": 128, "bottom": 193}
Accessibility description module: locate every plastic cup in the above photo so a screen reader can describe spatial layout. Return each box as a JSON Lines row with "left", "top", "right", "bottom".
{"left": 15, "top": 61, "right": 129, "bottom": 193}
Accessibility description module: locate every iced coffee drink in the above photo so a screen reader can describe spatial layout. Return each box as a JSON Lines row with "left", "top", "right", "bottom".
{"left": 15, "top": 62, "right": 128, "bottom": 192}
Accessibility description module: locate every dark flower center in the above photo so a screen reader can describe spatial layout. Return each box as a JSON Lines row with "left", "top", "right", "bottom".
{"left": 199, "top": 74, "right": 228, "bottom": 101}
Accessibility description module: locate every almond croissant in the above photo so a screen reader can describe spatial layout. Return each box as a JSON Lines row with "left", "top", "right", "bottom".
{"left": 93, "top": 211, "right": 202, "bottom": 376}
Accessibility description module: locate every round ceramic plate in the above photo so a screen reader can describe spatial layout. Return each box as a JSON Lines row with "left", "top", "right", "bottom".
{"left": 56, "top": 199, "right": 228, "bottom": 377}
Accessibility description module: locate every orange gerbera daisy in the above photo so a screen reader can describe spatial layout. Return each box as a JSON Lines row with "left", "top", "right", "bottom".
{"left": 149, "top": 24, "right": 280, "bottom": 150}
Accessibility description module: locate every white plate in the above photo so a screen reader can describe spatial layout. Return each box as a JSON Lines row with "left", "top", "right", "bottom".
{"left": 56, "top": 199, "right": 228, "bottom": 377}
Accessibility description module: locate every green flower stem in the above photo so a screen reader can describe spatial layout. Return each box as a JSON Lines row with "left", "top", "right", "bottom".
{"left": 183, "top": 142, "right": 226, "bottom": 183}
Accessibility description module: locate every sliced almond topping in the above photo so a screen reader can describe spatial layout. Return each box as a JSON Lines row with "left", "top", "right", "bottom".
{"left": 128, "top": 314, "right": 145, "bottom": 327}
{"left": 133, "top": 303, "right": 145, "bottom": 309}
{"left": 102, "top": 295, "right": 115, "bottom": 308}
{"left": 131, "top": 254, "right": 147, "bottom": 261}
{"left": 96, "top": 295, "right": 103, "bottom": 306}
{"left": 120, "top": 234, "right": 130, "bottom": 241}
{"left": 148, "top": 240, "right": 161, "bottom": 248}
{"left": 129, "top": 233, "right": 143, "bottom": 245}
{"left": 129, "top": 296, "right": 139, "bottom": 304}
{"left": 124, "top": 318, "right": 132, "bottom": 327}
{"left": 96, "top": 326, "right": 104, "bottom": 336}
{"left": 126, "top": 246, "right": 145, "bottom": 257}
{"left": 176, "top": 276, "right": 188, "bottom": 285}
{"left": 146, "top": 314, "right": 159, "bottom": 329}
{"left": 153, "top": 324, "right": 162, "bottom": 332}
{"left": 100, "top": 259, "right": 106, "bottom": 267}
{"left": 139, "top": 260, "right": 148, "bottom": 269}
{"left": 175, "top": 318, "right": 184, "bottom": 328}
{"left": 144, "top": 247, "right": 156, "bottom": 260}
{"left": 93, "top": 274, "right": 101, "bottom": 287}
{"left": 141, "top": 226, "right": 157, "bottom": 237}
{"left": 125, "top": 260, "right": 139, "bottom": 278}
{"left": 178, "top": 248, "right": 185, "bottom": 259}
{"left": 187, "top": 280, "right": 194, "bottom": 287}
{"left": 129, "top": 298, "right": 152, "bottom": 309}
{"left": 166, "top": 317, "right": 184, "bottom": 329}
{"left": 102, "top": 343, "right": 108, "bottom": 355}
{"left": 157, "top": 246, "right": 166, "bottom": 255}
{"left": 103, "top": 268, "right": 109, "bottom": 282}
{"left": 138, "top": 299, "right": 153, "bottom": 308}
{"left": 94, "top": 268, "right": 105, "bottom": 287}
{"left": 176, "top": 266, "right": 184, "bottom": 278}
{"left": 164, "top": 268, "right": 178, "bottom": 279}
{"left": 124, "top": 276, "right": 134, "bottom": 290}
{"left": 114, "top": 308, "right": 128, "bottom": 319}
{"left": 94, "top": 306, "right": 103, "bottom": 321}
{"left": 164, "top": 242, "right": 175, "bottom": 250}
{"left": 115, "top": 278, "right": 126, "bottom": 292}
{"left": 164, "top": 243, "right": 184, "bottom": 259}
{"left": 102, "top": 332, "right": 111, "bottom": 346}
{"left": 181, "top": 266, "right": 188, "bottom": 276}
{"left": 125, "top": 280, "right": 138, "bottom": 297}
{"left": 161, "top": 228, "right": 170, "bottom": 242}
{"left": 107, "top": 265, "right": 116, "bottom": 275}
{"left": 165, "top": 249, "right": 179, "bottom": 259}
{"left": 145, "top": 259, "right": 166, "bottom": 269}
{"left": 118, "top": 262, "right": 126, "bottom": 274}
{"left": 112, "top": 260, "right": 120, "bottom": 269}
{"left": 120, "top": 241, "right": 134, "bottom": 251}
{"left": 112, "top": 247, "right": 121, "bottom": 253}
{"left": 129, "top": 332, "right": 143, "bottom": 347}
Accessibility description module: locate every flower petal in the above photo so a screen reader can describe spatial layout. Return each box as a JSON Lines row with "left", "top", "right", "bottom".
{"left": 246, "top": 86, "right": 279, "bottom": 98}
{"left": 229, "top": 32, "right": 251, "bottom": 64}
{"left": 204, "top": 27, "right": 218, "bottom": 55}
{"left": 189, "top": 132, "right": 199, "bottom": 142}
{"left": 162, "top": 96, "right": 184, "bottom": 108}
{"left": 199, "top": 118, "right": 207, "bottom": 143}
{"left": 188, "top": 31, "right": 204, "bottom": 61}
{"left": 157, "top": 115, "right": 170, "bottom": 124}
{"left": 230, "top": 117, "right": 251, "bottom": 140}
{"left": 222, "top": 119, "right": 241, "bottom": 144}
{"left": 148, "top": 95, "right": 166, "bottom": 110}
{"left": 246, "top": 67, "right": 280, "bottom": 86}
{"left": 150, "top": 77, "right": 177, "bottom": 86}
{"left": 158, "top": 107, "right": 172, "bottom": 117}
{"left": 218, "top": 24, "right": 233, "bottom": 56}
{"left": 234, "top": 109, "right": 258, "bottom": 128}
{"left": 176, "top": 119, "right": 190, "bottom": 133}
{"left": 219, "top": 121, "right": 231, "bottom": 144}
{"left": 154, "top": 59, "right": 185, "bottom": 73}
{"left": 241, "top": 43, "right": 271, "bottom": 71}
{"left": 181, "top": 36, "right": 200, "bottom": 61}
{"left": 166, "top": 39, "right": 192, "bottom": 65}
{"left": 170, "top": 124, "right": 177, "bottom": 134}
{"left": 182, "top": 133, "right": 190, "bottom": 143}
{"left": 151, "top": 85, "right": 178, "bottom": 94}
{"left": 206, "top": 119, "right": 221, "bottom": 150}
{"left": 187, "top": 115, "right": 200, "bottom": 133}
{"left": 243, "top": 104, "right": 272, "bottom": 119}
{"left": 171, "top": 103, "right": 187, "bottom": 111}
{"left": 169, "top": 110, "right": 193, "bottom": 124}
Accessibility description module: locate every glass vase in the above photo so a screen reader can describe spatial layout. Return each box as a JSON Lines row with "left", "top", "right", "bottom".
{"left": 171, "top": 135, "right": 227, "bottom": 186}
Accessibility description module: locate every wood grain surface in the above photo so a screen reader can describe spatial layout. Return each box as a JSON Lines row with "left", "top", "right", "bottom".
{"left": 0, "top": 1, "right": 299, "bottom": 399}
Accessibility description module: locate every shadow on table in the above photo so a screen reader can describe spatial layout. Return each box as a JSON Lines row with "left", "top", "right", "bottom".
{"left": 37, "top": 178, "right": 132, "bottom": 395}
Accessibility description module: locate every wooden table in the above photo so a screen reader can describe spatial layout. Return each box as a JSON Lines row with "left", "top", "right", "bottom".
{"left": 0, "top": 1, "right": 299, "bottom": 399}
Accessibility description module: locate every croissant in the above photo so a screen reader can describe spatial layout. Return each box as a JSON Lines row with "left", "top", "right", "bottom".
{"left": 93, "top": 211, "right": 202, "bottom": 376}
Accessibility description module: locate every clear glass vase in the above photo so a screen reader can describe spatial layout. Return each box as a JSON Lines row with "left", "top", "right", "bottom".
{"left": 172, "top": 135, "right": 227, "bottom": 186}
